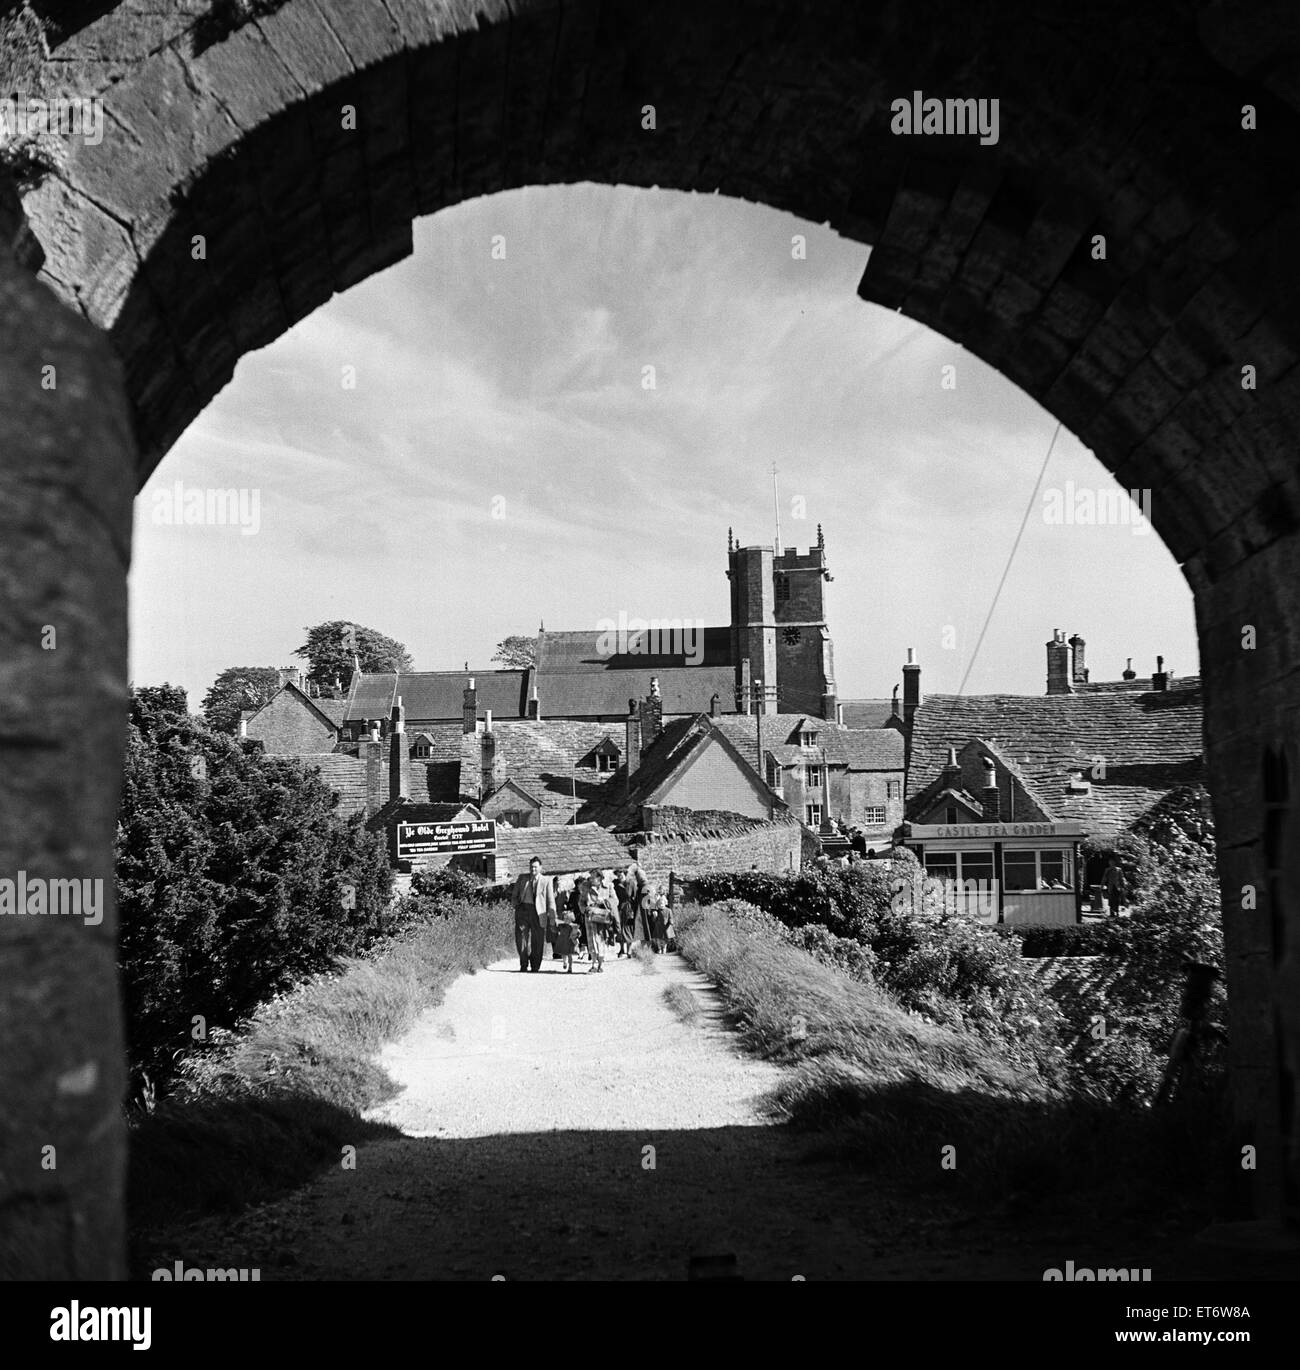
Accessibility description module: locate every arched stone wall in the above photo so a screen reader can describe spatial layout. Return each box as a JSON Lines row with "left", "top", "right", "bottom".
{"left": 3, "top": 0, "right": 1299, "bottom": 1272}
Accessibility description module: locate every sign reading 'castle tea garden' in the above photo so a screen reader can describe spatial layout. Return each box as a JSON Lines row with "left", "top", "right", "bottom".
{"left": 396, "top": 819, "right": 497, "bottom": 858}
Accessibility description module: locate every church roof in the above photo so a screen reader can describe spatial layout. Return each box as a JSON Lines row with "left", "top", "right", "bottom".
{"left": 536, "top": 627, "right": 733, "bottom": 673}
{"left": 838, "top": 698, "right": 899, "bottom": 729}
{"left": 537, "top": 667, "right": 736, "bottom": 718}
{"left": 345, "top": 670, "right": 527, "bottom": 723}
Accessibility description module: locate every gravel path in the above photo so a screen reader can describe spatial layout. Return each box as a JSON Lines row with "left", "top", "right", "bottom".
{"left": 143, "top": 948, "right": 1275, "bottom": 1281}
{"left": 365, "top": 948, "right": 783, "bottom": 1137}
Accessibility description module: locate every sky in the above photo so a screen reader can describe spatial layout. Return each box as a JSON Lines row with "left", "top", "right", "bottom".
{"left": 129, "top": 183, "right": 1198, "bottom": 709}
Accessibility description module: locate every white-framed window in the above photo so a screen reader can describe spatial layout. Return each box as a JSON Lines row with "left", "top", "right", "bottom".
{"left": 596, "top": 752, "right": 616, "bottom": 772}
{"left": 806, "top": 765, "right": 823, "bottom": 789}
{"left": 886, "top": 780, "right": 899, "bottom": 800}
{"left": 924, "top": 850, "right": 996, "bottom": 885}
{"left": 800, "top": 729, "right": 819, "bottom": 748}
{"left": 862, "top": 805, "right": 886, "bottom": 824}
{"left": 1003, "top": 849, "right": 1073, "bottom": 892}
{"left": 806, "top": 802, "right": 822, "bottom": 826}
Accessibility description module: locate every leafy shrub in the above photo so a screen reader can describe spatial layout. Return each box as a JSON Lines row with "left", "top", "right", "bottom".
{"left": 1063, "top": 824, "right": 1225, "bottom": 1102}
{"left": 411, "top": 865, "right": 489, "bottom": 904}
{"left": 117, "top": 686, "right": 394, "bottom": 1091}
{"left": 694, "top": 861, "right": 1064, "bottom": 1074}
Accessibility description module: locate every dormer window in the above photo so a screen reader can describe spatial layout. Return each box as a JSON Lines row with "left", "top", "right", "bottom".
{"left": 589, "top": 739, "right": 621, "bottom": 772}
{"left": 800, "top": 729, "right": 819, "bottom": 748}
{"left": 410, "top": 733, "right": 434, "bottom": 759}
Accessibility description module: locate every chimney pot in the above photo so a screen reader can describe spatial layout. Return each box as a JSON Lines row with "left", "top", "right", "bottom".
{"left": 980, "top": 755, "right": 1000, "bottom": 821}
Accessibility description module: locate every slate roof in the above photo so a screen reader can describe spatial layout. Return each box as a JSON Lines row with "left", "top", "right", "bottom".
{"left": 312, "top": 697, "right": 347, "bottom": 726}
{"left": 906, "top": 678, "right": 1203, "bottom": 834}
{"left": 493, "top": 822, "right": 631, "bottom": 876}
{"left": 277, "top": 754, "right": 369, "bottom": 819}
{"left": 537, "top": 667, "right": 736, "bottom": 718}
{"left": 536, "top": 627, "right": 733, "bottom": 672}
{"left": 246, "top": 683, "right": 344, "bottom": 740}
{"left": 580, "top": 715, "right": 799, "bottom": 832}
{"left": 580, "top": 716, "right": 716, "bottom": 829}
{"left": 462, "top": 720, "right": 627, "bottom": 820}
{"left": 839, "top": 698, "right": 899, "bottom": 729}
{"left": 345, "top": 670, "right": 527, "bottom": 723}
{"left": 710, "top": 714, "right": 904, "bottom": 770}
{"left": 367, "top": 798, "right": 481, "bottom": 832}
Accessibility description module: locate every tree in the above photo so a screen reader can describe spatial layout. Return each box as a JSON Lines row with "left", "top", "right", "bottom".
{"left": 116, "top": 688, "right": 394, "bottom": 1092}
{"left": 201, "top": 666, "right": 282, "bottom": 734}
{"left": 491, "top": 634, "right": 538, "bottom": 669}
{"left": 294, "top": 620, "right": 414, "bottom": 691}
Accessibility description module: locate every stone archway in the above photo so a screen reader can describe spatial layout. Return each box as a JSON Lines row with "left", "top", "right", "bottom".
{"left": 3, "top": 0, "right": 1299, "bottom": 1275}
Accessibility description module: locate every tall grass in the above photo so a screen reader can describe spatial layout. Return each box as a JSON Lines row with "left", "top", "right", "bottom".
{"left": 128, "top": 901, "right": 513, "bottom": 1248}
{"left": 673, "top": 903, "right": 1234, "bottom": 1225}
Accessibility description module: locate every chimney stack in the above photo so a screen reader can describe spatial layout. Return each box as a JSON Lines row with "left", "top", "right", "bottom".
{"left": 359, "top": 732, "right": 385, "bottom": 817}
{"left": 710, "top": 693, "right": 721, "bottom": 718}
{"left": 528, "top": 684, "right": 540, "bottom": 720}
{"left": 738, "top": 658, "right": 752, "bottom": 715}
{"left": 625, "top": 700, "right": 642, "bottom": 792}
{"left": 1122, "top": 657, "right": 1136, "bottom": 681}
{"left": 1046, "top": 630, "right": 1072, "bottom": 695}
{"left": 891, "top": 684, "right": 901, "bottom": 720}
{"left": 981, "top": 755, "right": 1000, "bottom": 821}
{"left": 639, "top": 679, "right": 664, "bottom": 747}
{"left": 942, "top": 745, "right": 962, "bottom": 792}
{"left": 902, "top": 648, "right": 922, "bottom": 726}
{"left": 1068, "top": 633, "right": 1088, "bottom": 686}
{"left": 1152, "top": 656, "right": 1169, "bottom": 692}
{"left": 481, "top": 713, "right": 502, "bottom": 800}
{"left": 238, "top": 715, "right": 248, "bottom": 739}
{"left": 389, "top": 697, "right": 409, "bottom": 802}
{"left": 463, "top": 678, "right": 477, "bottom": 734}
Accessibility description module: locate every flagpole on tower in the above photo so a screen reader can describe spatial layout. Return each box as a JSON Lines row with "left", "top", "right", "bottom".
{"left": 772, "top": 462, "right": 782, "bottom": 555}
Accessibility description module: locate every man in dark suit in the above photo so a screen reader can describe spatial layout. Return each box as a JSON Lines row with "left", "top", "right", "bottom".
{"left": 513, "top": 856, "right": 557, "bottom": 972}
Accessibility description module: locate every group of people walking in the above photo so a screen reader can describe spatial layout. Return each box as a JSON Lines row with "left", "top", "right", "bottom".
{"left": 512, "top": 856, "right": 673, "bottom": 974}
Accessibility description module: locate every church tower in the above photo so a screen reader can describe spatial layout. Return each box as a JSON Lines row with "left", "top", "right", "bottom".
{"left": 727, "top": 525, "right": 836, "bottom": 719}
{"left": 727, "top": 529, "right": 777, "bottom": 714}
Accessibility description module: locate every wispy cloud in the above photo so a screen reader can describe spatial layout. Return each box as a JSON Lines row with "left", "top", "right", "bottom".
{"left": 131, "top": 184, "right": 1196, "bottom": 707}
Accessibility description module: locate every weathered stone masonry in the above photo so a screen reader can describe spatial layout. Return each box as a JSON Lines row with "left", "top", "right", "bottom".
{"left": 4, "top": 0, "right": 1300, "bottom": 1269}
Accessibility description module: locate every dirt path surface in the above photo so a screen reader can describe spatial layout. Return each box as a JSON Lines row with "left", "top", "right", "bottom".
{"left": 152, "top": 950, "right": 1276, "bottom": 1281}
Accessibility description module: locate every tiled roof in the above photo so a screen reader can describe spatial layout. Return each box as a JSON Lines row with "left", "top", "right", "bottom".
{"left": 367, "top": 798, "right": 480, "bottom": 832}
{"left": 312, "top": 697, "right": 347, "bottom": 726}
{"left": 839, "top": 698, "right": 898, "bottom": 728}
{"left": 403, "top": 722, "right": 465, "bottom": 803}
{"left": 537, "top": 667, "right": 736, "bottom": 718}
{"left": 278, "top": 754, "right": 369, "bottom": 819}
{"left": 462, "top": 720, "right": 627, "bottom": 820}
{"left": 494, "top": 823, "right": 631, "bottom": 876}
{"left": 345, "top": 670, "right": 526, "bottom": 723}
{"left": 582, "top": 715, "right": 797, "bottom": 832}
{"left": 580, "top": 715, "right": 713, "bottom": 829}
{"left": 536, "top": 627, "right": 733, "bottom": 672}
{"left": 907, "top": 680, "right": 1203, "bottom": 835}
{"left": 710, "top": 714, "right": 904, "bottom": 769}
